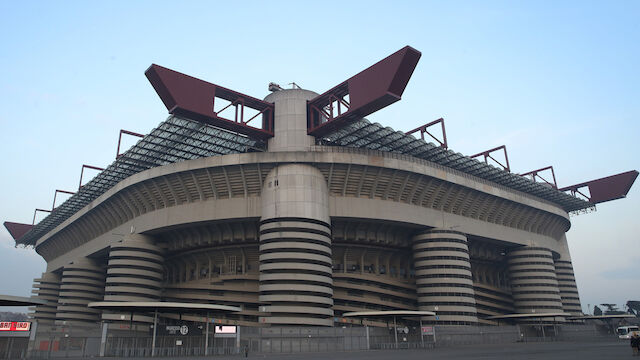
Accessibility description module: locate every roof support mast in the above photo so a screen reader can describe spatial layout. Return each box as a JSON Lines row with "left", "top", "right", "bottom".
{"left": 406, "top": 118, "right": 448, "bottom": 148}
{"left": 520, "top": 166, "right": 558, "bottom": 189}
{"left": 471, "top": 145, "right": 511, "bottom": 172}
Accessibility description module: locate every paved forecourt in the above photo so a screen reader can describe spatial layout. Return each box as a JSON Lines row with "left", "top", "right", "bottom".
{"left": 74, "top": 340, "right": 629, "bottom": 360}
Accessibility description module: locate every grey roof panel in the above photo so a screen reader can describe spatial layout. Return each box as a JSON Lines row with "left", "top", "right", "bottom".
{"left": 322, "top": 119, "right": 591, "bottom": 213}
{"left": 19, "top": 116, "right": 264, "bottom": 247}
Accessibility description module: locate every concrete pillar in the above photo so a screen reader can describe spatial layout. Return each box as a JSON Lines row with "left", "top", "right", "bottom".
{"left": 507, "top": 246, "right": 563, "bottom": 314}
{"left": 56, "top": 258, "right": 105, "bottom": 325}
{"left": 554, "top": 259, "right": 582, "bottom": 315}
{"left": 32, "top": 272, "right": 60, "bottom": 323}
{"left": 102, "top": 234, "right": 164, "bottom": 323}
{"left": 259, "top": 164, "right": 333, "bottom": 326}
{"left": 412, "top": 228, "right": 478, "bottom": 325}
{"left": 104, "top": 234, "right": 164, "bottom": 302}
{"left": 553, "top": 235, "right": 582, "bottom": 315}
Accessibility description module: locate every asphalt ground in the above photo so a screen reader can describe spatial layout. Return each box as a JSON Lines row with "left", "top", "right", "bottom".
{"left": 72, "top": 340, "right": 633, "bottom": 360}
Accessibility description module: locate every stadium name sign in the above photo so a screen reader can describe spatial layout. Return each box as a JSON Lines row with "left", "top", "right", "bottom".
{"left": 0, "top": 322, "right": 31, "bottom": 331}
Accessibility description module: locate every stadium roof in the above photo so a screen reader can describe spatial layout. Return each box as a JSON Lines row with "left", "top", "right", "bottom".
{"left": 88, "top": 301, "right": 241, "bottom": 313}
{"left": 0, "top": 294, "right": 48, "bottom": 307}
{"left": 566, "top": 314, "right": 637, "bottom": 321}
{"left": 16, "top": 115, "right": 264, "bottom": 247}
{"left": 320, "top": 118, "right": 592, "bottom": 212}
{"left": 485, "top": 312, "right": 570, "bottom": 320}
{"left": 15, "top": 115, "right": 597, "bottom": 248}
{"left": 343, "top": 310, "right": 436, "bottom": 317}
{"left": 9, "top": 46, "right": 634, "bottom": 249}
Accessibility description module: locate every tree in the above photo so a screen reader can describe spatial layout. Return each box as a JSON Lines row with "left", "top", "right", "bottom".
{"left": 600, "top": 304, "right": 625, "bottom": 315}
{"left": 627, "top": 300, "right": 640, "bottom": 317}
{"left": 594, "top": 305, "right": 602, "bottom": 316}
{"left": 0, "top": 312, "right": 28, "bottom": 321}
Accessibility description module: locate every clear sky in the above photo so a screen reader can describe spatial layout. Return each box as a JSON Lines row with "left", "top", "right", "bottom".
{"left": 0, "top": 1, "right": 638, "bottom": 314}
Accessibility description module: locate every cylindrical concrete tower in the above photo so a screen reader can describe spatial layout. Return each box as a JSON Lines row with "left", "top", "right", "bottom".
{"left": 259, "top": 164, "right": 333, "bottom": 326}
{"left": 56, "top": 258, "right": 105, "bottom": 324}
{"left": 554, "top": 259, "right": 582, "bottom": 315}
{"left": 31, "top": 272, "right": 60, "bottom": 323}
{"left": 104, "top": 234, "right": 164, "bottom": 303}
{"left": 258, "top": 88, "right": 333, "bottom": 326}
{"left": 264, "top": 89, "right": 318, "bottom": 152}
{"left": 553, "top": 235, "right": 582, "bottom": 315}
{"left": 412, "top": 229, "right": 478, "bottom": 325}
{"left": 507, "top": 247, "right": 563, "bottom": 315}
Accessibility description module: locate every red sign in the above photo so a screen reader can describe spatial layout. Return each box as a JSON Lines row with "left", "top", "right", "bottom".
{"left": 0, "top": 322, "right": 31, "bottom": 331}
{"left": 421, "top": 326, "right": 434, "bottom": 335}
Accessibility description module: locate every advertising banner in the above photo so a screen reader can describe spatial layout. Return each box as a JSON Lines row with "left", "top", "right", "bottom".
{"left": 0, "top": 322, "right": 31, "bottom": 331}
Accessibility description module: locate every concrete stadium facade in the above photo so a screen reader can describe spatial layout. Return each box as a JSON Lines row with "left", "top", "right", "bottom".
{"left": 24, "top": 87, "right": 585, "bottom": 329}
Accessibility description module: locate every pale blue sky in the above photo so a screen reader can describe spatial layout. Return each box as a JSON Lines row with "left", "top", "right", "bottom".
{"left": 0, "top": 1, "right": 638, "bottom": 313}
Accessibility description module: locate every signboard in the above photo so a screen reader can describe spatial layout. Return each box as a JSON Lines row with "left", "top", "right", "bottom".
{"left": 421, "top": 326, "right": 434, "bottom": 335}
{"left": 165, "top": 325, "right": 189, "bottom": 335}
{"left": 214, "top": 326, "right": 236, "bottom": 334}
{"left": 157, "top": 324, "right": 202, "bottom": 336}
{"left": 0, "top": 322, "right": 31, "bottom": 331}
{"left": 214, "top": 325, "right": 236, "bottom": 338}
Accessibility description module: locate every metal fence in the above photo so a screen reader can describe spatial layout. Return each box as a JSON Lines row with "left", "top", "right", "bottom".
{"left": 17, "top": 322, "right": 620, "bottom": 358}
{"left": 372, "top": 342, "right": 435, "bottom": 350}
{"left": 0, "top": 337, "right": 29, "bottom": 359}
{"left": 105, "top": 335, "right": 237, "bottom": 357}
{"left": 244, "top": 326, "right": 376, "bottom": 353}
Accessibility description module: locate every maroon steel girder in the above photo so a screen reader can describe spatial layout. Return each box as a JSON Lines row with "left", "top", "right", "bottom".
{"left": 145, "top": 64, "right": 274, "bottom": 140}
{"left": 470, "top": 145, "right": 511, "bottom": 172}
{"left": 79, "top": 164, "right": 105, "bottom": 190}
{"left": 52, "top": 189, "right": 75, "bottom": 210}
{"left": 559, "top": 170, "right": 638, "bottom": 204}
{"left": 307, "top": 46, "right": 422, "bottom": 137}
{"left": 520, "top": 166, "right": 557, "bottom": 189}
{"left": 406, "top": 118, "right": 448, "bottom": 148}
{"left": 32, "top": 209, "right": 52, "bottom": 226}
{"left": 3, "top": 222, "right": 33, "bottom": 241}
{"left": 116, "top": 129, "right": 145, "bottom": 158}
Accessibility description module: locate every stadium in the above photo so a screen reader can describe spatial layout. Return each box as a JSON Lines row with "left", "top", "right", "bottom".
{"left": 3, "top": 46, "right": 638, "bottom": 355}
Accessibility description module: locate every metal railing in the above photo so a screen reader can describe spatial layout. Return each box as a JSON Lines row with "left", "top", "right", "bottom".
{"left": 372, "top": 341, "right": 435, "bottom": 350}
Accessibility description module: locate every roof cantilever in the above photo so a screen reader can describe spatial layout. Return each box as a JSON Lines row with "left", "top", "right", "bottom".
{"left": 3, "top": 222, "right": 33, "bottom": 243}
{"left": 559, "top": 170, "right": 638, "bottom": 204}
{"left": 145, "top": 64, "right": 274, "bottom": 140}
{"left": 307, "top": 46, "right": 422, "bottom": 137}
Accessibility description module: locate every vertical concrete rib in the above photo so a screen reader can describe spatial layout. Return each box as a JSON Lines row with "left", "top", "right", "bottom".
{"left": 507, "top": 247, "right": 563, "bottom": 314}
{"left": 56, "top": 258, "right": 105, "bottom": 324}
{"left": 104, "top": 234, "right": 164, "bottom": 303}
{"left": 259, "top": 164, "right": 333, "bottom": 326}
{"left": 554, "top": 259, "right": 582, "bottom": 315}
{"left": 32, "top": 272, "right": 60, "bottom": 323}
{"left": 412, "top": 229, "right": 478, "bottom": 325}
